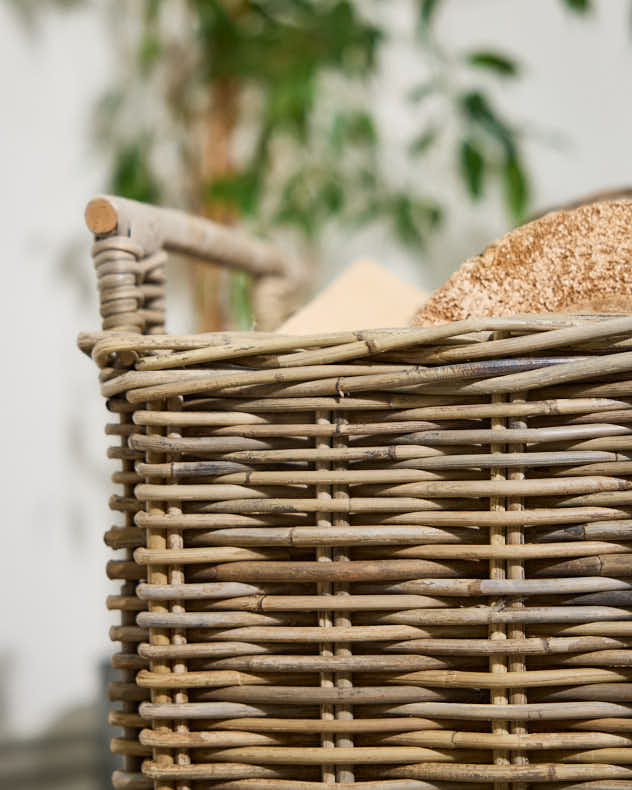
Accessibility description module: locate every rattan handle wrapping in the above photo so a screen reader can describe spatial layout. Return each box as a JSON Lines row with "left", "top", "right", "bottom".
{"left": 86, "top": 195, "right": 306, "bottom": 332}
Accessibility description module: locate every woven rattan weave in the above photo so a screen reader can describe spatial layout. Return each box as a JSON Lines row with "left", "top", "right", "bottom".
{"left": 80, "top": 196, "right": 632, "bottom": 790}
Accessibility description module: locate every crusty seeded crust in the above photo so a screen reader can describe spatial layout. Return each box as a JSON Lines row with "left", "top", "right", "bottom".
{"left": 411, "top": 199, "right": 632, "bottom": 325}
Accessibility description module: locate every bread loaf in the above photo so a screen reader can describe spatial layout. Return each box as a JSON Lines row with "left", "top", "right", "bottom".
{"left": 412, "top": 199, "right": 632, "bottom": 325}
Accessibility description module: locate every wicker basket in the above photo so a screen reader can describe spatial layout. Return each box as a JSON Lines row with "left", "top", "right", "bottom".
{"left": 80, "top": 196, "right": 632, "bottom": 790}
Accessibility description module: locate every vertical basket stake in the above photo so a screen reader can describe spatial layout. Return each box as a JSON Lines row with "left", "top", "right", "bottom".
{"left": 315, "top": 410, "right": 335, "bottom": 784}
{"left": 165, "top": 395, "right": 191, "bottom": 790}
{"left": 508, "top": 391, "right": 528, "bottom": 789}
{"left": 143, "top": 398, "right": 175, "bottom": 790}
{"left": 333, "top": 412, "right": 354, "bottom": 784}
{"left": 489, "top": 331, "right": 510, "bottom": 790}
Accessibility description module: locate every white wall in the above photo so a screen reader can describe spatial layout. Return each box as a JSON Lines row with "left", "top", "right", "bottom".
{"left": 1, "top": 0, "right": 631, "bottom": 735}
{"left": 0, "top": 4, "right": 113, "bottom": 735}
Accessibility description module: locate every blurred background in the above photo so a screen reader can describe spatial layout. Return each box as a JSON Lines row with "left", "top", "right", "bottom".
{"left": 1, "top": 0, "right": 631, "bottom": 786}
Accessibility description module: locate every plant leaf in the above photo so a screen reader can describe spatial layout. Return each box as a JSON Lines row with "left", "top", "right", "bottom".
{"left": 230, "top": 271, "right": 253, "bottom": 329}
{"left": 206, "top": 171, "right": 260, "bottom": 216}
{"left": 330, "top": 111, "right": 377, "bottom": 152}
{"left": 409, "top": 127, "right": 438, "bottom": 156}
{"left": 318, "top": 179, "right": 344, "bottom": 215}
{"left": 502, "top": 152, "right": 529, "bottom": 223}
{"left": 459, "top": 138, "right": 485, "bottom": 199}
{"left": 466, "top": 51, "right": 519, "bottom": 77}
{"left": 138, "top": 33, "right": 162, "bottom": 74}
{"left": 390, "top": 193, "right": 443, "bottom": 247}
{"left": 407, "top": 80, "right": 437, "bottom": 104}
{"left": 144, "top": 0, "right": 162, "bottom": 23}
{"left": 562, "top": 0, "right": 592, "bottom": 13}
{"left": 392, "top": 195, "right": 423, "bottom": 246}
{"left": 110, "top": 140, "right": 161, "bottom": 204}
{"left": 274, "top": 170, "right": 317, "bottom": 238}
{"left": 417, "top": 0, "right": 441, "bottom": 31}
{"left": 460, "top": 91, "right": 516, "bottom": 156}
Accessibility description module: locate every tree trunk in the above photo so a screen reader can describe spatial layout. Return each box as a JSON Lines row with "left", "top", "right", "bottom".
{"left": 193, "top": 75, "right": 240, "bottom": 332}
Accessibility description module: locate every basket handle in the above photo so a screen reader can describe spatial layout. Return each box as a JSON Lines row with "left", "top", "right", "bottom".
{"left": 86, "top": 195, "right": 307, "bottom": 333}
